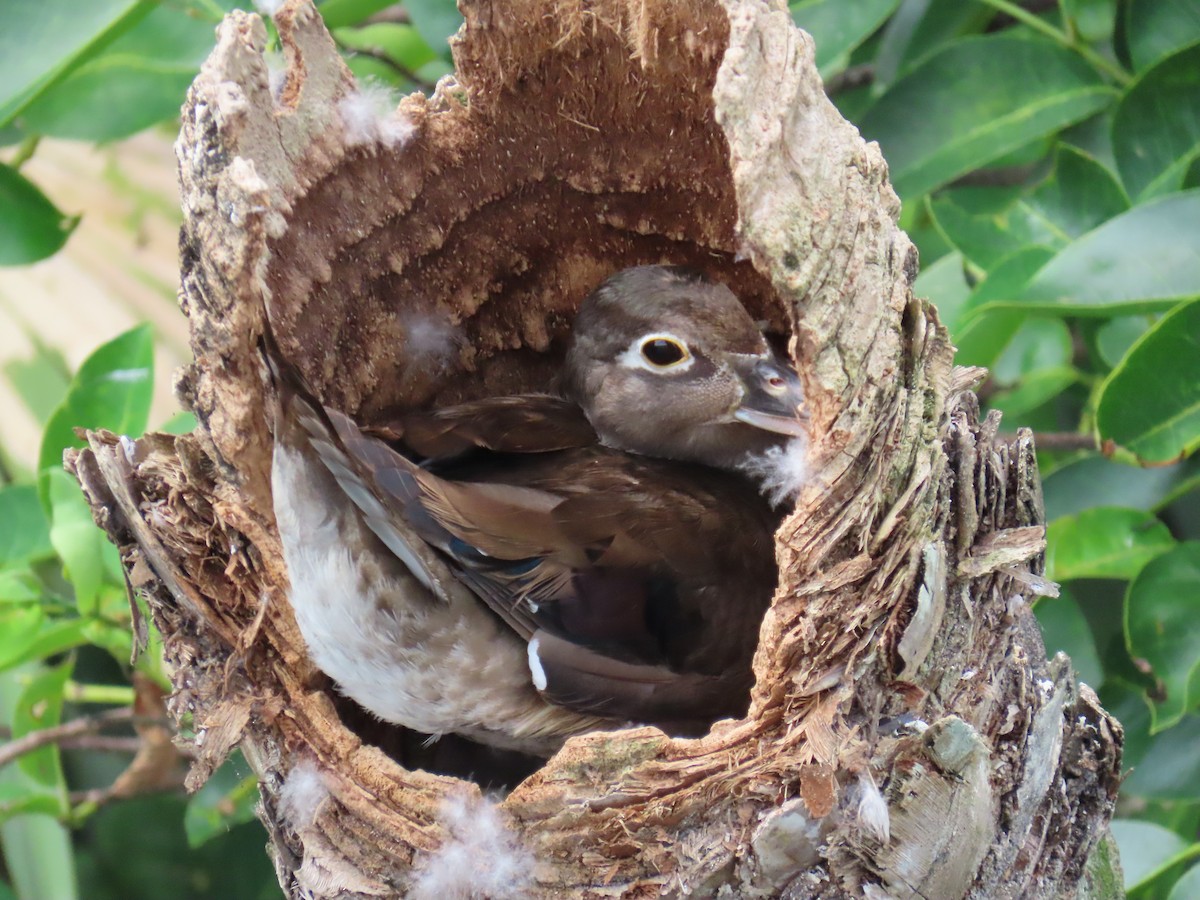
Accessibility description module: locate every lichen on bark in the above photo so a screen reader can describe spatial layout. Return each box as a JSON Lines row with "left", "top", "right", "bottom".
{"left": 68, "top": 0, "right": 1122, "bottom": 897}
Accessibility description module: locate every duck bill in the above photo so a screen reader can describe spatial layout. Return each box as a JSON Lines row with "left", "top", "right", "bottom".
{"left": 732, "top": 358, "right": 808, "bottom": 437}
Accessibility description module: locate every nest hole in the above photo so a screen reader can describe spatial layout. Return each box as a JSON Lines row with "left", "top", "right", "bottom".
{"left": 274, "top": 249, "right": 801, "bottom": 791}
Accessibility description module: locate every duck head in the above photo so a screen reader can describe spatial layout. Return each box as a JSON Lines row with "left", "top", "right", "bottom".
{"left": 563, "top": 266, "right": 806, "bottom": 470}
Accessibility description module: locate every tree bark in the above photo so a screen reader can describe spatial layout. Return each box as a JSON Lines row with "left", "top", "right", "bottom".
{"left": 68, "top": 0, "right": 1123, "bottom": 897}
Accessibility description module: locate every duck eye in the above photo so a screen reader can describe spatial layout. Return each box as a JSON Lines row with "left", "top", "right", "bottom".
{"left": 641, "top": 338, "right": 688, "bottom": 367}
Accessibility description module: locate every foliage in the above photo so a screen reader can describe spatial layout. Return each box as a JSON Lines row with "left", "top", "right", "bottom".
{"left": 0, "top": 0, "right": 1196, "bottom": 897}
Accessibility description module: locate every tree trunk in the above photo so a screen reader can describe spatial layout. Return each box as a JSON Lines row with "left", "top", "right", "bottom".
{"left": 68, "top": 0, "right": 1124, "bottom": 896}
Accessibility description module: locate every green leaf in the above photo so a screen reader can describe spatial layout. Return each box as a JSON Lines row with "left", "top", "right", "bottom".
{"left": 1045, "top": 507, "right": 1175, "bottom": 582}
{"left": 333, "top": 23, "right": 437, "bottom": 72}
{"left": 0, "top": 0, "right": 154, "bottom": 127}
{"left": 860, "top": 34, "right": 1113, "bottom": 200}
{"left": 912, "top": 250, "right": 970, "bottom": 329}
{"left": 1095, "top": 299, "right": 1200, "bottom": 463}
{"left": 1168, "top": 864, "right": 1200, "bottom": 900}
{"left": 1060, "top": 0, "right": 1118, "bottom": 45}
{"left": 988, "top": 366, "right": 1079, "bottom": 419}
{"left": 19, "top": 4, "right": 219, "bottom": 141}
{"left": 403, "top": 0, "right": 462, "bottom": 54}
{"left": 37, "top": 323, "right": 154, "bottom": 508}
{"left": 1110, "top": 820, "right": 1188, "bottom": 890}
{"left": 953, "top": 246, "right": 1057, "bottom": 368}
{"left": 1095, "top": 315, "right": 1153, "bottom": 369}
{"left": 872, "top": 0, "right": 993, "bottom": 93}
{"left": 0, "top": 784, "right": 64, "bottom": 826}
{"left": 1043, "top": 455, "right": 1189, "bottom": 520}
{"left": 157, "top": 410, "right": 197, "bottom": 435}
{"left": 13, "top": 659, "right": 73, "bottom": 786}
{"left": 1123, "top": 714, "right": 1200, "bottom": 800}
{"left": 0, "top": 607, "right": 45, "bottom": 671}
{"left": 0, "top": 569, "right": 42, "bottom": 605}
{"left": 790, "top": 0, "right": 901, "bottom": 72}
{"left": 0, "top": 485, "right": 53, "bottom": 567}
{"left": 47, "top": 470, "right": 110, "bottom": 615}
{"left": 0, "top": 668, "right": 77, "bottom": 900}
{"left": 991, "top": 318, "right": 1072, "bottom": 387}
{"left": 1016, "top": 190, "right": 1200, "bottom": 314}
{"left": 184, "top": 758, "right": 261, "bottom": 848}
{"left": 927, "top": 147, "right": 1126, "bottom": 273}
{"left": 18, "top": 619, "right": 91, "bottom": 671}
{"left": 0, "top": 163, "right": 78, "bottom": 266}
{"left": 2, "top": 336, "right": 71, "bottom": 425}
{"left": 317, "top": 0, "right": 397, "bottom": 30}
{"left": 1035, "top": 591, "right": 1103, "bottom": 687}
{"left": 928, "top": 187, "right": 1059, "bottom": 271}
{"left": 1112, "top": 42, "right": 1200, "bottom": 201}
{"left": 1125, "top": 0, "right": 1200, "bottom": 72}
{"left": 1125, "top": 542, "right": 1200, "bottom": 731}
{"left": 1025, "top": 144, "right": 1129, "bottom": 239}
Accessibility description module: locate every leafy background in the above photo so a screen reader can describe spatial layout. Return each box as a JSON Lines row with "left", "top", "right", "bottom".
{"left": 1, "top": 0, "right": 1198, "bottom": 897}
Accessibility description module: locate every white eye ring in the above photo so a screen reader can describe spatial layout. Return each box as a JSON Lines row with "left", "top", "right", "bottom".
{"left": 618, "top": 333, "right": 695, "bottom": 373}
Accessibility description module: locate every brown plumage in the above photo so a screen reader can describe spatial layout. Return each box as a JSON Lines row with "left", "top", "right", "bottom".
{"left": 268, "top": 266, "right": 806, "bottom": 755}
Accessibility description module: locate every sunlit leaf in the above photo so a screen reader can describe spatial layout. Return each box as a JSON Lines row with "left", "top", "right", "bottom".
{"left": 13, "top": 659, "right": 73, "bottom": 786}
{"left": 47, "top": 469, "right": 111, "bottom": 615}
{"left": 1112, "top": 43, "right": 1200, "bottom": 201}
{"left": 38, "top": 324, "right": 154, "bottom": 507}
{"left": 0, "top": 0, "right": 153, "bottom": 126}
{"left": 1045, "top": 507, "right": 1174, "bottom": 582}
{"left": 2, "top": 336, "right": 71, "bottom": 425}
{"left": 1096, "top": 299, "right": 1200, "bottom": 463}
{"left": 790, "top": 0, "right": 901, "bottom": 72}
{"left": 1125, "top": 0, "right": 1200, "bottom": 72}
{"left": 1016, "top": 190, "right": 1200, "bottom": 314}
{"left": 0, "top": 163, "right": 78, "bottom": 266}
{"left": 1035, "top": 591, "right": 1103, "bottom": 687}
{"left": 860, "top": 34, "right": 1112, "bottom": 199}
{"left": 1125, "top": 542, "right": 1200, "bottom": 731}
{"left": 0, "top": 485, "right": 53, "bottom": 566}
{"left": 157, "top": 410, "right": 197, "bottom": 435}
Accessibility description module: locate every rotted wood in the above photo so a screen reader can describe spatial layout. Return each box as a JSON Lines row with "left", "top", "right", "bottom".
{"left": 67, "top": 0, "right": 1122, "bottom": 897}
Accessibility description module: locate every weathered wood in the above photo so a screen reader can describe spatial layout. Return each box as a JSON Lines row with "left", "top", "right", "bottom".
{"left": 68, "top": 0, "right": 1122, "bottom": 896}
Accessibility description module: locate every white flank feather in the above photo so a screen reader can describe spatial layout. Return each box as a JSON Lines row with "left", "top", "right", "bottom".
{"left": 279, "top": 759, "right": 329, "bottom": 830}
{"left": 409, "top": 794, "right": 534, "bottom": 899}
{"left": 739, "top": 436, "right": 811, "bottom": 507}
{"left": 856, "top": 770, "right": 890, "bottom": 844}
{"left": 338, "top": 82, "right": 416, "bottom": 149}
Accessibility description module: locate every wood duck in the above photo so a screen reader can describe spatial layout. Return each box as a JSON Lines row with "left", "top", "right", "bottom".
{"left": 268, "top": 266, "right": 807, "bottom": 756}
